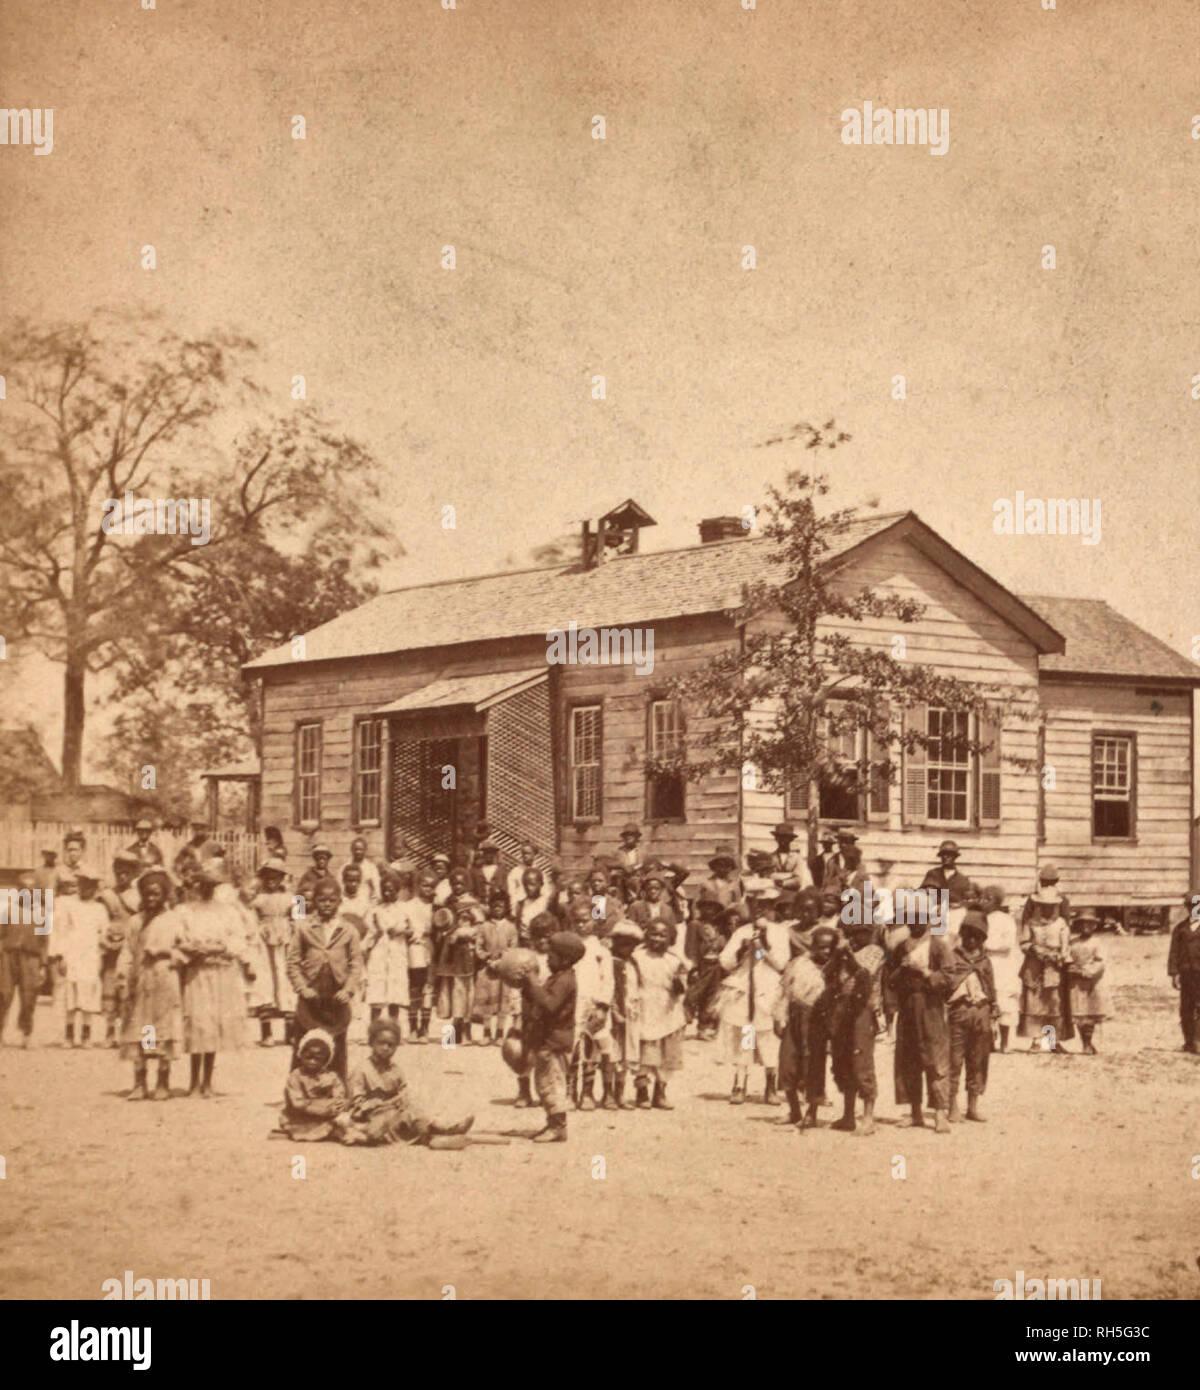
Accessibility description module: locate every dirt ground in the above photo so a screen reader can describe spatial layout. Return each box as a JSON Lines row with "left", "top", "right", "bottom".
{"left": 1, "top": 933, "right": 1197, "bottom": 1301}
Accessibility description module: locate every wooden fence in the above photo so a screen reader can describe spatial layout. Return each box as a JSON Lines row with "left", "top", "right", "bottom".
{"left": 0, "top": 821, "right": 260, "bottom": 881}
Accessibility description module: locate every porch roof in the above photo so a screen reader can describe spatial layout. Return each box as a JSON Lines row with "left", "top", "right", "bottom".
{"left": 373, "top": 668, "right": 548, "bottom": 715}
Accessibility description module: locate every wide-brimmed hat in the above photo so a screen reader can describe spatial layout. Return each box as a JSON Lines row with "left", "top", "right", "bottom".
{"left": 620, "top": 823, "right": 642, "bottom": 839}
{"left": 609, "top": 920, "right": 644, "bottom": 942}
{"left": 260, "top": 857, "right": 288, "bottom": 876}
{"left": 112, "top": 849, "right": 141, "bottom": 868}
{"left": 708, "top": 842, "right": 738, "bottom": 870}
{"left": 478, "top": 839, "right": 500, "bottom": 854}
{"left": 836, "top": 828, "right": 859, "bottom": 844}
{"left": 1038, "top": 864, "right": 1060, "bottom": 884}
{"left": 936, "top": 839, "right": 961, "bottom": 858}
{"left": 1071, "top": 908, "right": 1100, "bottom": 926}
{"left": 959, "top": 910, "right": 989, "bottom": 942}
{"left": 772, "top": 822, "right": 797, "bottom": 839}
{"left": 134, "top": 818, "right": 155, "bottom": 832}
{"left": 818, "top": 828, "right": 837, "bottom": 846}
{"left": 310, "top": 843, "right": 332, "bottom": 857}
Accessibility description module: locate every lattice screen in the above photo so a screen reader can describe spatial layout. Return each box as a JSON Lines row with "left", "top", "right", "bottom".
{"left": 486, "top": 681, "right": 557, "bottom": 862}
{"left": 390, "top": 737, "right": 457, "bottom": 862}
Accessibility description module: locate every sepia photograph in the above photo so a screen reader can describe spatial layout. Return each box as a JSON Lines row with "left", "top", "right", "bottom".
{"left": 0, "top": 0, "right": 1197, "bottom": 1346}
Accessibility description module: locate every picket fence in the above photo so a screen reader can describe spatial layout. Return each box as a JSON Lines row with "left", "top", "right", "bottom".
{"left": 0, "top": 820, "right": 260, "bottom": 880}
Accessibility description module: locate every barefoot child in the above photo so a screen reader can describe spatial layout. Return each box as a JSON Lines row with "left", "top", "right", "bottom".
{"left": 364, "top": 870, "right": 410, "bottom": 1033}
{"left": 631, "top": 920, "right": 688, "bottom": 1110}
{"left": 116, "top": 869, "right": 185, "bottom": 1101}
{"left": 947, "top": 911, "right": 997, "bottom": 1122}
{"left": 251, "top": 859, "right": 296, "bottom": 1046}
{"left": 775, "top": 926, "right": 835, "bottom": 1129}
{"left": 57, "top": 872, "right": 106, "bottom": 1048}
{"left": 826, "top": 919, "right": 883, "bottom": 1135}
{"left": 1066, "top": 910, "right": 1107, "bottom": 1055}
{"left": 512, "top": 913, "right": 555, "bottom": 1108}
{"left": 98, "top": 851, "right": 140, "bottom": 1046}
{"left": 891, "top": 893, "right": 956, "bottom": 1135}
{"left": 607, "top": 921, "right": 643, "bottom": 1109}
{"left": 475, "top": 890, "right": 518, "bottom": 1044}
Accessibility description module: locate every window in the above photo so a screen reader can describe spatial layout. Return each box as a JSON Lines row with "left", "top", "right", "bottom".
{"left": 353, "top": 718, "right": 384, "bottom": 825}
{"left": 296, "top": 722, "right": 323, "bottom": 825}
{"left": 570, "top": 705, "right": 602, "bottom": 821}
{"left": 818, "top": 704, "right": 862, "bottom": 822}
{"left": 647, "top": 699, "right": 686, "bottom": 821}
{"left": 926, "top": 706, "right": 971, "bottom": 825}
{"left": 1092, "top": 733, "right": 1135, "bottom": 840}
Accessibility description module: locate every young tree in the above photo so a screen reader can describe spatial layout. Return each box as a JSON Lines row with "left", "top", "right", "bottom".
{"left": 645, "top": 427, "right": 1034, "bottom": 860}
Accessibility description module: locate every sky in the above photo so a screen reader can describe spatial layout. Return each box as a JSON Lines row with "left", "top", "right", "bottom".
{"left": 3, "top": 0, "right": 1199, "bottom": 774}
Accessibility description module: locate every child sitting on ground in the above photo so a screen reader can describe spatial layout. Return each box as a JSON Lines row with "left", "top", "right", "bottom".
{"left": 341, "top": 1017, "right": 474, "bottom": 1145}
{"left": 276, "top": 1030, "right": 353, "bottom": 1141}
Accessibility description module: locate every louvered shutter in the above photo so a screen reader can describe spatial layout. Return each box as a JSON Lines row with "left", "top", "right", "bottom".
{"left": 978, "top": 710, "right": 1002, "bottom": 828}
{"left": 902, "top": 704, "right": 928, "bottom": 826}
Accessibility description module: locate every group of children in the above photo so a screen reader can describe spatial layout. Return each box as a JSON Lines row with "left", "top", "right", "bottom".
{"left": 9, "top": 817, "right": 1165, "bottom": 1149}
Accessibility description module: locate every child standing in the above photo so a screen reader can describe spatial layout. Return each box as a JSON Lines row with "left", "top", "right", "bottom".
{"left": 98, "top": 851, "right": 140, "bottom": 1047}
{"left": 775, "top": 927, "right": 836, "bottom": 1129}
{"left": 57, "top": 872, "right": 106, "bottom": 1048}
{"left": 607, "top": 921, "right": 643, "bottom": 1110}
{"left": 116, "top": 869, "right": 185, "bottom": 1101}
{"left": 402, "top": 871, "right": 436, "bottom": 1043}
{"left": 947, "top": 911, "right": 997, "bottom": 1122}
{"left": 718, "top": 902, "right": 790, "bottom": 1105}
{"left": 364, "top": 870, "right": 410, "bottom": 1033}
{"left": 251, "top": 859, "right": 296, "bottom": 1046}
{"left": 981, "top": 884, "right": 1021, "bottom": 1052}
{"left": 567, "top": 899, "right": 614, "bottom": 1110}
{"left": 1066, "top": 910, "right": 1107, "bottom": 1055}
{"left": 286, "top": 875, "right": 364, "bottom": 1080}
{"left": 433, "top": 902, "right": 482, "bottom": 1045}
{"left": 1018, "top": 890, "right": 1071, "bottom": 1052}
{"left": 631, "top": 920, "right": 688, "bottom": 1110}
{"left": 475, "top": 889, "right": 518, "bottom": 1044}
{"left": 518, "top": 930, "right": 585, "bottom": 1142}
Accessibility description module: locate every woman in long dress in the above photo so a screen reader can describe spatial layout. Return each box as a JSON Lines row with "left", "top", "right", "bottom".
{"left": 981, "top": 883, "right": 1022, "bottom": 1052}
{"left": 177, "top": 858, "right": 251, "bottom": 1096}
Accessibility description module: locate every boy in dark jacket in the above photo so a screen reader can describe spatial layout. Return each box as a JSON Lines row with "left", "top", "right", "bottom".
{"left": 519, "top": 930, "right": 585, "bottom": 1142}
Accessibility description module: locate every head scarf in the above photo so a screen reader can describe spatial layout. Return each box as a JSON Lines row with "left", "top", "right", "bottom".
{"left": 297, "top": 1029, "right": 335, "bottom": 1064}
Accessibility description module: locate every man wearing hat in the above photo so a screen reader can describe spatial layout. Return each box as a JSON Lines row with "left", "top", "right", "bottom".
{"left": 809, "top": 828, "right": 841, "bottom": 891}
{"left": 124, "top": 818, "right": 164, "bottom": 869}
{"left": 470, "top": 839, "right": 510, "bottom": 904}
{"left": 920, "top": 840, "right": 972, "bottom": 909}
{"left": 760, "top": 823, "right": 813, "bottom": 893}
{"left": 616, "top": 823, "right": 644, "bottom": 873}
{"left": 297, "top": 843, "right": 335, "bottom": 902}
{"left": 698, "top": 843, "right": 744, "bottom": 913}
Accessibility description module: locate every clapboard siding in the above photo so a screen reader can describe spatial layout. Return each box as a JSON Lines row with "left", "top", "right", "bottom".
{"left": 1040, "top": 681, "right": 1192, "bottom": 906}
{"left": 744, "top": 532, "right": 1042, "bottom": 902}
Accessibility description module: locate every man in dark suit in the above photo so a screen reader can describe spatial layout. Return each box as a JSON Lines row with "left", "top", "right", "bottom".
{"left": 809, "top": 829, "right": 840, "bottom": 889}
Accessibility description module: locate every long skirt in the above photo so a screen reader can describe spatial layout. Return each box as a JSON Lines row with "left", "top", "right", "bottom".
{"left": 436, "top": 974, "right": 474, "bottom": 1020}
{"left": 1018, "top": 982, "right": 1063, "bottom": 1040}
{"left": 119, "top": 960, "right": 184, "bottom": 1061}
{"left": 266, "top": 943, "right": 297, "bottom": 1014}
{"left": 182, "top": 959, "right": 247, "bottom": 1054}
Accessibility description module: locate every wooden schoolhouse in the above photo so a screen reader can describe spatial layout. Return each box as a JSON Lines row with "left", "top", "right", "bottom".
{"left": 244, "top": 503, "right": 1200, "bottom": 922}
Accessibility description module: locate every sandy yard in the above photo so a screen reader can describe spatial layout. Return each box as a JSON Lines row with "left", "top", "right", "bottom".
{"left": 0, "top": 933, "right": 1196, "bottom": 1301}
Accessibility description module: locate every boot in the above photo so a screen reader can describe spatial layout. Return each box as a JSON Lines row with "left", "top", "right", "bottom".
{"left": 652, "top": 1079, "right": 673, "bottom": 1110}
{"left": 600, "top": 1061, "right": 618, "bottom": 1110}
{"left": 514, "top": 1075, "right": 533, "bottom": 1108}
{"left": 152, "top": 1063, "right": 171, "bottom": 1101}
{"left": 635, "top": 1075, "right": 652, "bottom": 1109}
{"left": 615, "top": 1071, "right": 635, "bottom": 1110}
{"left": 419, "top": 1008, "right": 432, "bottom": 1042}
{"left": 730, "top": 1075, "right": 746, "bottom": 1106}
{"left": 763, "top": 1068, "right": 779, "bottom": 1106}
{"left": 65, "top": 1022, "right": 75, "bottom": 1048}
{"left": 786, "top": 1089, "right": 802, "bottom": 1125}
{"left": 188, "top": 1054, "right": 202, "bottom": 1096}
{"left": 127, "top": 1068, "right": 149, "bottom": 1101}
{"left": 966, "top": 1094, "right": 985, "bottom": 1122}
{"left": 81, "top": 1023, "right": 91, "bottom": 1047}
{"left": 408, "top": 1007, "right": 422, "bottom": 1042}
{"left": 533, "top": 1112, "right": 568, "bottom": 1143}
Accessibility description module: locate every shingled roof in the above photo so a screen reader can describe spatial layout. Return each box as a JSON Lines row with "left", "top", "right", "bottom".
{"left": 246, "top": 512, "right": 905, "bottom": 669}
{"left": 1020, "top": 595, "right": 1200, "bottom": 682}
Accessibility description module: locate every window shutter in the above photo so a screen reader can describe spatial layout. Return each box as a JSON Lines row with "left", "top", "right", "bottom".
{"left": 978, "top": 710, "right": 1001, "bottom": 828}
{"left": 866, "top": 706, "right": 890, "bottom": 821}
{"left": 901, "top": 704, "right": 927, "bottom": 826}
{"left": 292, "top": 724, "right": 300, "bottom": 826}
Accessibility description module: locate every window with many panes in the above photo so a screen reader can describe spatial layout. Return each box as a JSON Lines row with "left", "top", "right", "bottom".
{"left": 1092, "top": 733, "right": 1135, "bottom": 839}
{"left": 570, "top": 705, "right": 602, "bottom": 821}
{"left": 353, "top": 718, "right": 384, "bottom": 824}
{"left": 818, "top": 704, "right": 862, "bottom": 822}
{"left": 926, "top": 706, "right": 971, "bottom": 825}
{"left": 296, "top": 722, "right": 322, "bottom": 825}
{"left": 647, "top": 699, "right": 685, "bottom": 821}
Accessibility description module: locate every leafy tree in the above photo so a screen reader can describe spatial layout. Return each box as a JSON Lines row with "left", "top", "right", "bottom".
{"left": 0, "top": 313, "right": 396, "bottom": 794}
{"left": 644, "top": 426, "right": 1033, "bottom": 858}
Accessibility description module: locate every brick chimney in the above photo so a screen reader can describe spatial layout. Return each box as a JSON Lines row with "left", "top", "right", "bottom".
{"left": 698, "top": 516, "right": 749, "bottom": 544}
